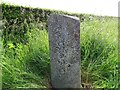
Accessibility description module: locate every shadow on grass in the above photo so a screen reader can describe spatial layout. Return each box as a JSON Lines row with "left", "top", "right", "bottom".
{"left": 24, "top": 48, "right": 50, "bottom": 77}
{"left": 23, "top": 47, "right": 51, "bottom": 88}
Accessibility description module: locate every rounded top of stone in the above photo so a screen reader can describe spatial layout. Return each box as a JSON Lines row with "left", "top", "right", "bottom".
{"left": 49, "top": 14, "right": 79, "bottom": 21}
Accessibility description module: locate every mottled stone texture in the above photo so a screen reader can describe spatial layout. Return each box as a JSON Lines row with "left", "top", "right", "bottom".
{"left": 48, "top": 14, "right": 80, "bottom": 88}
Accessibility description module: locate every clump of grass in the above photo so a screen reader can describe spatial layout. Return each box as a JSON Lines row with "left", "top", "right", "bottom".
{"left": 80, "top": 16, "right": 118, "bottom": 88}
{"left": 25, "top": 29, "right": 50, "bottom": 77}
{"left": 2, "top": 29, "right": 49, "bottom": 88}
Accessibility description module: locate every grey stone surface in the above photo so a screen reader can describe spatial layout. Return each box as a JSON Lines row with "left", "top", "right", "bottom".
{"left": 48, "top": 14, "right": 80, "bottom": 88}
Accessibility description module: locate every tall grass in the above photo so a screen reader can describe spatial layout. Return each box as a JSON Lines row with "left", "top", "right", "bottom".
{"left": 80, "top": 16, "right": 118, "bottom": 88}
{"left": 2, "top": 29, "right": 49, "bottom": 88}
{"left": 2, "top": 16, "right": 118, "bottom": 89}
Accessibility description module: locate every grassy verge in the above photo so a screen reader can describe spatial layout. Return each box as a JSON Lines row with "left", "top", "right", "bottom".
{"left": 2, "top": 16, "right": 118, "bottom": 89}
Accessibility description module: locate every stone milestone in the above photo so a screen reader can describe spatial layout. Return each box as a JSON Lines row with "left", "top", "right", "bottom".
{"left": 48, "top": 14, "right": 81, "bottom": 88}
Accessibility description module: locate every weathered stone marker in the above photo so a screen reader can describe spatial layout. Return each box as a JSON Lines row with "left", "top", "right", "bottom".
{"left": 48, "top": 14, "right": 80, "bottom": 88}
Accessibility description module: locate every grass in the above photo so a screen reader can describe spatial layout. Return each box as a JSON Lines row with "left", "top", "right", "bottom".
{"left": 2, "top": 29, "right": 49, "bottom": 88}
{"left": 0, "top": 30, "right": 2, "bottom": 89}
{"left": 80, "top": 16, "right": 118, "bottom": 88}
{"left": 1, "top": 16, "right": 118, "bottom": 89}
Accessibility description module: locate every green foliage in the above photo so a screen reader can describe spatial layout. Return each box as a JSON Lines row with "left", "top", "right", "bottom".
{"left": 2, "top": 3, "right": 85, "bottom": 47}
{"left": 2, "top": 3, "right": 48, "bottom": 46}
